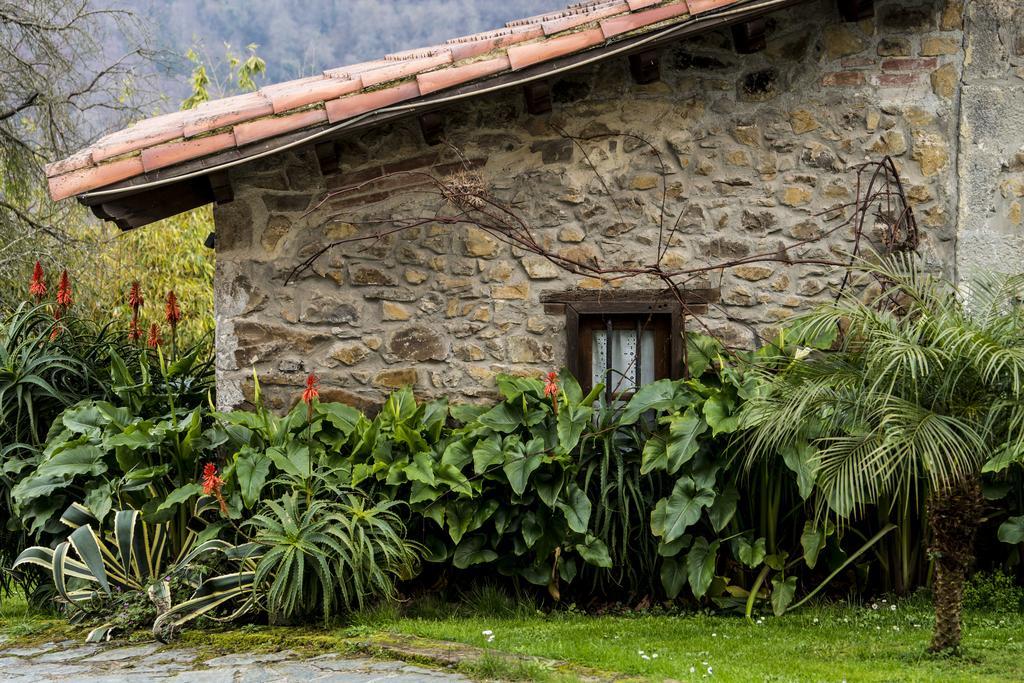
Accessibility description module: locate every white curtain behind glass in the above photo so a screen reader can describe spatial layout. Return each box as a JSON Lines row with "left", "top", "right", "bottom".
{"left": 591, "top": 329, "right": 655, "bottom": 394}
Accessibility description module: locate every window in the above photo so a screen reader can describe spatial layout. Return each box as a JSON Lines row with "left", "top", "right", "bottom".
{"left": 579, "top": 313, "right": 670, "bottom": 399}
{"left": 541, "top": 288, "right": 715, "bottom": 404}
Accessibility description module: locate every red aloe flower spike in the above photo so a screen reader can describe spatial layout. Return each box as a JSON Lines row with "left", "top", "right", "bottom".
{"left": 29, "top": 261, "right": 47, "bottom": 301}
{"left": 56, "top": 270, "right": 73, "bottom": 310}
{"left": 302, "top": 372, "right": 320, "bottom": 406}
{"left": 543, "top": 371, "right": 560, "bottom": 416}
{"left": 201, "top": 462, "right": 228, "bottom": 515}
{"left": 164, "top": 291, "right": 182, "bottom": 327}
{"left": 128, "top": 281, "right": 143, "bottom": 311}
{"left": 302, "top": 372, "right": 320, "bottom": 423}
{"left": 146, "top": 322, "right": 163, "bottom": 348}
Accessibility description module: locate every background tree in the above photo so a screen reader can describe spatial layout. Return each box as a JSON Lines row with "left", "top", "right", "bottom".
{"left": 0, "top": 1, "right": 153, "bottom": 305}
{"left": 742, "top": 255, "right": 1024, "bottom": 653}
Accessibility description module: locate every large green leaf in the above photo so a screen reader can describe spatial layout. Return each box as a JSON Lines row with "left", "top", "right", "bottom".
{"left": 453, "top": 535, "right": 497, "bottom": 569}
{"left": 780, "top": 441, "right": 818, "bottom": 500}
{"left": 665, "top": 409, "right": 708, "bottom": 474}
{"left": 235, "top": 450, "right": 272, "bottom": 508}
{"left": 472, "top": 435, "right": 503, "bottom": 474}
{"left": 771, "top": 575, "right": 798, "bottom": 616}
{"left": 686, "top": 537, "right": 720, "bottom": 598}
{"left": 441, "top": 440, "right": 472, "bottom": 470}
{"left": 736, "top": 536, "right": 767, "bottom": 568}
{"left": 575, "top": 535, "right": 612, "bottom": 568}
{"left": 619, "top": 380, "right": 677, "bottom": 425}
{"left": 708, "top": 484, "right": 739, "bottom": 532}
{"left": 557, "top": 403, "right": 592, "bottom": 454}
{"left": 651, "top": 477, "right": 715, "bottom": 543}
{"left": 435, "top": 463, "right": 472, "bottom": 496}
{"left": 800, "top": 522, "right": 826, "bottom": 569}
{"left": 661, "top": 557, "right": 687, "bottom": 599}
{"left": 446, "top": 501, "right": 474, "bottom": 544}
{"left": 556, "top": 484, "right": 592, "bottom": 534}
{"left": 156, "top": 483, "right": 204, "bottom": 513}
{"left": 502, "top": 438, "right": 545, "bottom": 495}
{"left": 702, "top": 392, "right": 740, "bottom": 436}
{"left": 404, "top": 452, "right": 437, "bottom": 486}
{"left": 998, "top": 516, "right": 1024, "bottom": 545}
{"left": 479, "top": 401, "right": 522, "bottom": 433}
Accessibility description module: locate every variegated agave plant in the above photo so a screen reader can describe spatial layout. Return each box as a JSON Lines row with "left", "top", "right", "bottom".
{"left": 14, "top": 498, "right": 261, "bottom": 642}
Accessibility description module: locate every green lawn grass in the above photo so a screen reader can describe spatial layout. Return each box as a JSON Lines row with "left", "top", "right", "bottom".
{"left": 351, "top": 595, "right": 1024, "bottom": 682}
{"left": 0, "top": 590, "right": 67, "bottom": 643}
{"left": 3, "top": 587, "right": 1022, "bottom": 682}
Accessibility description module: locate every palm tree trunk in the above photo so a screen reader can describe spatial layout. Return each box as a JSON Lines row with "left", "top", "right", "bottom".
{"left": 927, "top": 478, "right": 982, "bottom": 654}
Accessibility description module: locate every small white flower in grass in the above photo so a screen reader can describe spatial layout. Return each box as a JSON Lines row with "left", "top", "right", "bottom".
{"left": 893, "top": 626, "right": 900, "bottom": 632}
{"left": 794, "top": 346, "right": 812, "bottom": 360}
{"left": 708, "top": 666, "right": 714, "bottom": 675}
{"left": 890, "top": 604, "right": 897, "bottom": 611}
{"left": 487, "top": 635, "right": 495, "bottom": 642}
{"left": 871, "top": 603, "right": 879, "bottom": 610}
{"left": 638, "top": 650, "right": 645, "bottom": 656}
{"left": 652, "top": 653, "right": 659, "bottom": 659}
{"left": 813, "top": 618, "right": 819, "bottom": 624}
{"left": 482, "top": 630, "right": 493, "bottom": 636}
{"left": 712, "top": 633, "right": 717, "bottom": 637}
{"left": 642, "top": 654, "right": 651, "bottom": 661}
{"left": 690, "top": 666, "right": 696, "bottom": 674}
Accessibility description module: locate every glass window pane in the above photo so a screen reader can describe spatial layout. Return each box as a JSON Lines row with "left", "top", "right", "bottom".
{"left": 591, "top": 326, "right": 657, "bottom": 395}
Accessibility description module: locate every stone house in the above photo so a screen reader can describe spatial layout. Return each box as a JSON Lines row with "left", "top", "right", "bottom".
{"left": 46, "top": 0, "right": 1024, "bottom": 413}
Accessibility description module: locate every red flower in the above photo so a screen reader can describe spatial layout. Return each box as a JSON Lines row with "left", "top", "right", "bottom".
{"left": 56, "top": 270, "right": 72, "bottom": 310}
{"left": 201, "top": 462, "right": 224, "bottom": 495}
{"left": 302, "top": 373, "right": 320, "bottom": 407}
{"left": 543, "top": 371, "right": 559, "bottom": 398}
{"left": 201, "top": 462, "right": 228, "bottom": 515}
{"left": 29, "top": 261, "right": 47, "bottom": 301}
{"left": 128, "top": 318, "right": 142, "bottom": 342}
{"left": 128, "top": 281, "right": 143, "bottom": 311}
{"left": 165, "top": 291, "right": 182, "bottom": 328}
{"left": 544, "top": 371, "right": 559, "bottom": 416}
{"left": 146, "top": 322, "right": 163, "bottom": 348}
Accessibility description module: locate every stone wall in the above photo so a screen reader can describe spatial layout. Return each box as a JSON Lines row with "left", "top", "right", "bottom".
{"left": 214, "top": 0, "right": 966, "bottom": 413}
{"left": 956, "top": 0, "right": 1024, "bottom": 277}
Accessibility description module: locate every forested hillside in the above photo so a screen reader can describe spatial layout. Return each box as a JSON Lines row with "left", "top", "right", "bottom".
{"left": 113, "top": 0, "right": 557, "bottom": 106}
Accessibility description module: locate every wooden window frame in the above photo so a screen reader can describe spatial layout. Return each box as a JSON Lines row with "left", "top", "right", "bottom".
{"left": 540, "top": 288, "right": 718, "bottom": 398}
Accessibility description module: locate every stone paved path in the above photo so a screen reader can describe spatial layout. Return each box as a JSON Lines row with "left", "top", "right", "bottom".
{"left": 0, "top": 638, "right": 469, "bottom": 682}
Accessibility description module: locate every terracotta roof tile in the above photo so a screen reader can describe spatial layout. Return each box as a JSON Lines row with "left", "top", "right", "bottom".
{"left": 233, "top": 108, "right": 329, "bottom": 147}
{"left": 541, "top": 2, "right": 628, "bottom": 34}
{"left": 417, "top": 55, "right": 513, "bottom": 95}
{"left": 360, "top": 51, "right": 453, "bottom": 88}
{"left": 685, "top": 0, "right": 743, "bottom": 14}
{"left": 180, "top": 92, "right": 274, "bottom": 138}
{"left": 507, "top": 27, "right": 606, "bottom": 70}
{"left": 141, "top": 131, "right": 237, "bottom": 172}
{"left": 49, "top": 155, "right": 145, "bottom": 201}
{"left": 47, "top": 0, "right": 765, "bottom": 200}
{"left": 601, "top": 1, "right": 690, "bottom": 37}
{"left": 325, "top": 81, "right": 422, "bottom": 123}
{"left": 261, "top": 76, "right": 362, "bottom": 113}
{"left": 446, "top": 26, "right": 543, "bottom": 61}
{"left": 89, "top": 111, "right": 188, "bottom": 163}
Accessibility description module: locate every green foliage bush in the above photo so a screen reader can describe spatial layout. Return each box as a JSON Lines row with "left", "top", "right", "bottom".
{"left": 6, "top": 258, "right": 1024, "bottom": 640}
{"left": 963, "top": 571, "right": 1024, "bottom": 614}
